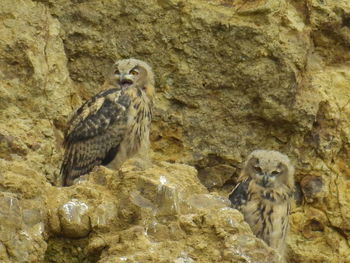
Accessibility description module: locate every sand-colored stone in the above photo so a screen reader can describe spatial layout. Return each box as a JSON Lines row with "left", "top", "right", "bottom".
{"left": 1, "top": 0, "right": 350, "bottom": 262}
{"left": 0, "top": 158, "right": 281, "bottom": 262}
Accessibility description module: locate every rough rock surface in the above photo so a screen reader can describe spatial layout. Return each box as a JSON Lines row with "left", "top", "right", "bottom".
{"left": 1, "top": 0, "right": 350, "bottom": 262}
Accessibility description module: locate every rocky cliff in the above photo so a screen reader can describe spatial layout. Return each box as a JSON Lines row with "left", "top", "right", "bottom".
{"left": 0, "top": 0, "right": 350, "bottom": 262}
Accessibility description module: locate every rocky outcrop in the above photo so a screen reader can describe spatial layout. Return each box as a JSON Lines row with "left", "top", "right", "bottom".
{"left": 0, "top": 160, "right": 282, "bottom": 262}
{"left": 0, "top": 0, "right": 350, "bottom": 262}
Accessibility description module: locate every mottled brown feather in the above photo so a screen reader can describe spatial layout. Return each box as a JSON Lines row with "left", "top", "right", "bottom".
{"left": 229, "top": 150, "right": 294, "bottom": 259}
{"left": 60, "top": 58, "right": 155, "bottom": 186}
{"left": 60, "top": 89, "right": 129, "bottom": 186}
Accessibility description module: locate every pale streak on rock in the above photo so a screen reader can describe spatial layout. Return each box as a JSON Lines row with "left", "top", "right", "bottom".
{"left": 0, "top": 0, "right": 350, "bottom": 262}
{"left": 58, "top": 199, "right": 91, "bottom": 238}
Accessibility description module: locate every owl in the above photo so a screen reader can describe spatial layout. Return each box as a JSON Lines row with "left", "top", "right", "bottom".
{"left": 60, "top": 58, "right": 155, "bottom": 186}
{"left": 229, "top": 150, "right": 294, "bottom": 257}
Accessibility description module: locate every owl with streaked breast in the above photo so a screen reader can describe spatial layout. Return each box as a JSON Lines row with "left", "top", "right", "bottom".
{"left": 229, "top": 150, "right": 295, "bottom": 258}
{"left": 60, "top": 58, "right": 155, "bottom": 186}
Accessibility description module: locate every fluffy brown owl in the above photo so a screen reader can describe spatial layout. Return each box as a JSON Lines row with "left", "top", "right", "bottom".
{"left": 60, "top": 58, "right": 155, "bottom": 186}
{"left": 229, "top": 150, "right": 294, "bottom": 257}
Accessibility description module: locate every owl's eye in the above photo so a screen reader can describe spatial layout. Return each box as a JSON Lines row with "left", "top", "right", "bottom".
{"left": 271, "top": 170, "right": 280, "bottom": 176}
{"left": 254, "top": 166, "right": 263, "bottom": 174}
{"left": 130, "top": 69, "right": 139, "bottom": 76}
{"left": 114, "top": 68, "right": 120, "bottom": 75}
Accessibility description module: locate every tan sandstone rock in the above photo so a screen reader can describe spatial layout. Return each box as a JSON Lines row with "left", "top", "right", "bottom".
{"left": 1, "top": 0, "right": 350, "bottom": 262}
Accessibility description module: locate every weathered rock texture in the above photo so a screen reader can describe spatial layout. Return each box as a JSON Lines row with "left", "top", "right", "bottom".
{"left": 0, "top": 0, "right": 350, "bottom": 262}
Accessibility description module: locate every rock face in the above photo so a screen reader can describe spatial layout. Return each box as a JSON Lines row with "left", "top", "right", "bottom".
{"left": 0, "top": 0, "right": 350, "bottom": 262}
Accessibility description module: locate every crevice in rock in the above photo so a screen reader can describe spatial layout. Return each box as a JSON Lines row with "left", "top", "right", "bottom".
{"left": 44, "top": 237, "right": 101, "bottom": 263}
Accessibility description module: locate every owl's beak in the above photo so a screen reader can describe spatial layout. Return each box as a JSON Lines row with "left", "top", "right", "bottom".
{"left": 119, "top": 74, "right": 133, "bottom": 89}
{"left": 262, "top": 175, "right": 269, "bottom": 187}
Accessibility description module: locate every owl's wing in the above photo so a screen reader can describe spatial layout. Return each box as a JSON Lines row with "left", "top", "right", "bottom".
{"left": 60, "top": 88, "right": 131, "bottom": 186}
{"left": 228, "top": 178, "right": 251, "bottom": 210}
